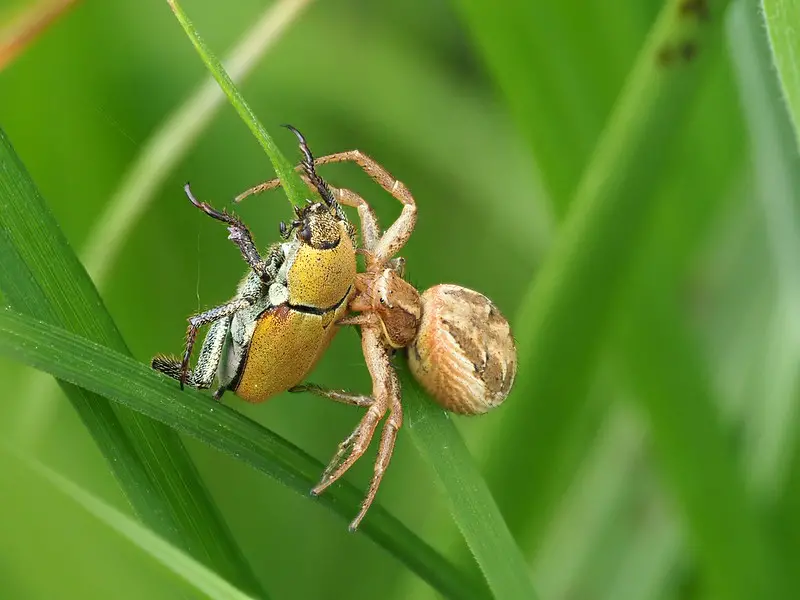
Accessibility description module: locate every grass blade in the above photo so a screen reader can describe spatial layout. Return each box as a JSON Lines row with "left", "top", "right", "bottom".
{"left": 761, "top": 0, "right": 800, "bottom": 148}
{"left": 0, "top": 127, "right": 265, "bottom": 597}
{"left": 735, "top": 0, "right": 800, "bottom": 499}
{"left": 85, "top": 0, "right": 312, "bottom": 284}
{"left": 483, "top": 0, "right": 735, "bottom": 544}
{"left": 9, "top": 449, "right": 257, "bottom": 600}
{"left": 14, "top": 0, "right": 312, "bottom": 454}
{"left": 401, "top": 368, "right": 538, "bottom": 600}
{"left": 618, "top": 290, "right": 782, "bottom": 599}
{"left": 449, "top": 0, "right": 656, "bottom": 213}
{"left": 0, "top": 306, "right": 489, "bottom": 600}
{"left": 165, "top": 0, "right": 309, "bottom": 208}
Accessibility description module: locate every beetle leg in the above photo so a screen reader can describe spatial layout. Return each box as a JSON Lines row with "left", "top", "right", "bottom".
{"left": 152, "top": 317, "right": 231, "bottom": 394}
{"left": 180, "top": 297, "right": 252, "bottom": 390}
{"left": 184, "top": 183, "right": 280, "bottom": 282}
{"left": 310, "top": 327, "right": 399, "bottom": 530}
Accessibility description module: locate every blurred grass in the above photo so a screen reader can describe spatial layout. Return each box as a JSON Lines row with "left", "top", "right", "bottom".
{"left": 2, "top": 0, "right": 800, "bottom": 598}
{"left": 478, "top": 0, "right": 740, "bottom": 554}
{"left": 0, "top": 306, "right": 486, "bottom": 600}
{"left": 5, "top": 446, "right": 257, "bottom": 600}
{"left": 0, "top": 126, "right": 265, "bottom": 597}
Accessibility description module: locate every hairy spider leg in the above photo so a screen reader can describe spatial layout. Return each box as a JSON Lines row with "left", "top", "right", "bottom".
{"left": 294, "top": 324, "right": 403, "bottom": 531}
{"left": 235, "top": 149, "right": 417, "bottom": 260}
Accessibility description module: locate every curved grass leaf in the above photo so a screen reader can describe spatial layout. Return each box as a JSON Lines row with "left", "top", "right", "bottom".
{"left": 0, "top": 127, "right": 265, "bottom": 597}
{"left": 483, "top": 0, "right": 736, "bottom": 544}
{"left": 85, "top": 0, "right": 313, "bottom": 284}
{"left": 401, "top": 367, "right": 538, "bottom": 600}
{"left": 165, "top": 0, "right": 309, "bottom": 208}
{"left": 0, "top": 307, "right": 489, "bottom": 600}
{"left": 7, "top": 448, "right": 257, "bottom": 600}
{"left": 737, "top": 0, "right": 800, "bottom": 498}
{"left": 15, "top": 0, "right": 313, "bottom": 461}
{"left": 761, "top": 0, "right": 800, "bottom": 149}
{"left": 449, "top": 0, "right": 656, "bottom": 214}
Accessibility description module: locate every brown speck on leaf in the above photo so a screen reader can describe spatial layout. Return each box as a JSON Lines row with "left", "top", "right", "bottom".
{"left": 679, "top": 0, "right": 710, "bottom": 21}
{"left": 657, "top": 45, "right": 677, "bottom": 67}
{"left": 680, "top": 41, "right": 699, "bottom": 62}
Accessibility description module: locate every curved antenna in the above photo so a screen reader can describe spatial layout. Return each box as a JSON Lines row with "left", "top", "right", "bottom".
{"left": 282, "top": 124, "right": 336, "bottom": 208}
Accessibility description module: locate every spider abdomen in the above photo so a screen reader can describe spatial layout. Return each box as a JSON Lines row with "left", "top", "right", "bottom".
{"left": 408, "top": 284, "right": 517, "bottom": 415}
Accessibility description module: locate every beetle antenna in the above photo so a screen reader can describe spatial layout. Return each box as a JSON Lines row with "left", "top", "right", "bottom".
{"left": 282, "top": 124, "right": 337, "bottom": 208}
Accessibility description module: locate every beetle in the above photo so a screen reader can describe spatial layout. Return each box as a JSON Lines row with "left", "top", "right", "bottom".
{"left": 151, "top": 126, "right": 361, "bottom": 402}
{"left": 244, "top": 150, "right": 515, "bottom": 531}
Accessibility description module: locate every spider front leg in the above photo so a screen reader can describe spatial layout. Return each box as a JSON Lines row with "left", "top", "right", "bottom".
{"left": 235, "top": 171, "right": 383, "bottom": 253}
{"left": 294, "top": 325, "right": 402, "bottom": 531}
{"left": 314, "top": 150, "right": 417, "bottom": 263}
{"left": 235, "top": 144, "right": 417, "bottom": 259}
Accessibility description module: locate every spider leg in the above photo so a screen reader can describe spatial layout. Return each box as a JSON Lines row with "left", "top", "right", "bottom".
{"left": 234, "top": 147, "right": 417, "bottom": 258}
{"left": 314, "top": 151, "right": 417, "bottom": 262}
{"left": 235, "top": 174, "right": 382, "bottom": 252}
{"left": 307, "top": 327, "right": 400, "bottom": 530}
{"left": 349, "top": 382, "right": 401, "bottom": 531}
{"left": 289, "top": 383, "right": 374, "bottom": 408}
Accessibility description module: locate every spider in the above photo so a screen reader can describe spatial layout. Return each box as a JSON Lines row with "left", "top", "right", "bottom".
{"left": 237, "top": 141, "right": 517, "bottom": 531}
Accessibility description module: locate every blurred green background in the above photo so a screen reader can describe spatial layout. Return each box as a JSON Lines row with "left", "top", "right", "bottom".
{"left": 1, "top": 0, "right": 799, "bottom": 598}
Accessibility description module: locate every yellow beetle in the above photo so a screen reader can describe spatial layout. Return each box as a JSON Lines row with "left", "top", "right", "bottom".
{"left": 151, "top": 126, "right": 357, "bottom": 402}
{"left": 153, "top": 126, "right": 420, "bottom": 531}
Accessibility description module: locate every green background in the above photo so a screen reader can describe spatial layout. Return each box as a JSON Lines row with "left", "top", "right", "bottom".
{"left": 1, "top": 0, "right": 798, "bottom": 598}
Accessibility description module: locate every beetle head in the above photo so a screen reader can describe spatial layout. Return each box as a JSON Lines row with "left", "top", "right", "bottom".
{"left": 278, "top": 124, "right": 355, "bottom": 248}
{"left": 279, "top": 201, "right": 342, "bottom": 250}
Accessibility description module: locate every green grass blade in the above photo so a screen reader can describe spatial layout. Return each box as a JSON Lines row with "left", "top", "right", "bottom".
{"left": 85, "top": 0, "right": 312, "bottom": 285}
{"left": 736, "top": 0, "right": 800, "bottom": 497}
{"left": 13, "top": 0, "right": 312, "bottom": 458}
{"left": 0, "top": 127, "right": 265, "bottom": 597}
{"left": 483, "top": 0, "right": 734, "bottom": 544}
{"left": 0, "top": 307, "right": 489, "bottom": 600}
{"left": 165, "top": 0, "right": 309, "bottom": 208}
{"left": 401, "top": 368, "right": 538, "bottom": 600}
{"left": 619, "top": 292, "right": 782, "bottom": 599}
{"left": 750, "top": 0, "right": 800, "bottom": 593}
{"left": 761, "top": 0, "right": 800, "bottom": 148}
{"left": 449, "top": 0, "right": 655, "bottom": 213}
{"left": 10, "top": 449, "right": 257, "bottom": 600}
